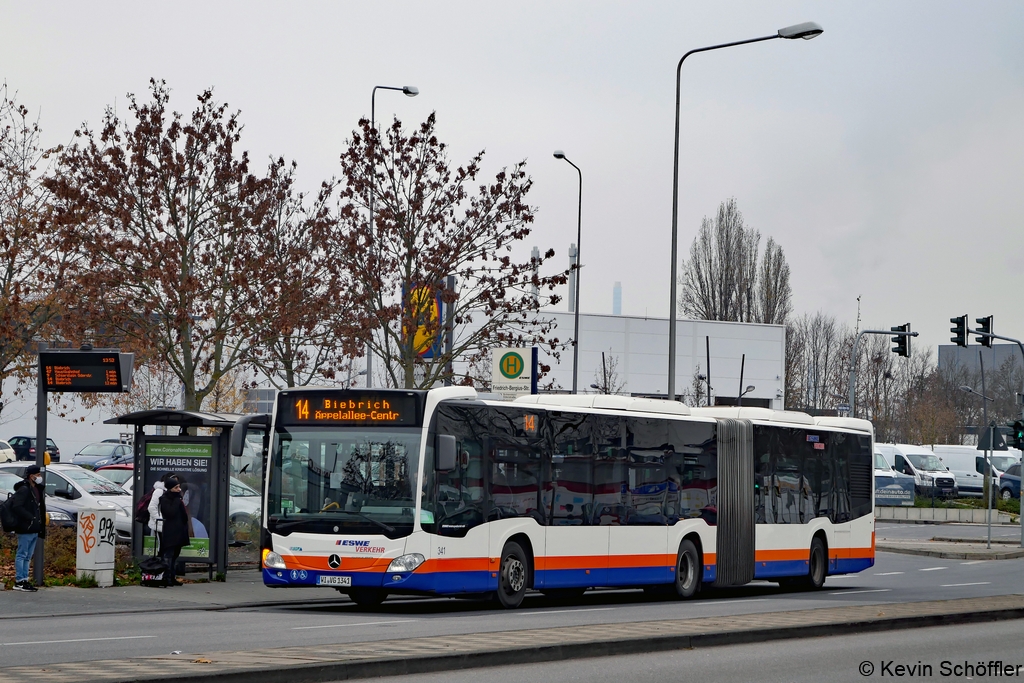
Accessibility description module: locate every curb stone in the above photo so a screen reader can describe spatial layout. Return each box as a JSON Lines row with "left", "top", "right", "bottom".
{"left": 3, "top": 595, "right": 1024, "bottom": 683}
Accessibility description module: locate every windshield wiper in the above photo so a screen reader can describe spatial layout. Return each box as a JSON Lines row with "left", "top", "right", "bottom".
{"left": 358, "top": 512, "right": 395, "bottom": 534}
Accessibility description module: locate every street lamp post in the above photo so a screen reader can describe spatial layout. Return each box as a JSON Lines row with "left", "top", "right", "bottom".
{"left": 366, "top": 85, "right": 419, "bottom": 388}
{"left": 554, "top": 150, "right": 583, "bottom": 394}
{"left": 666, "top": 22, "right": 823, "bottom": 401}
{"left": 960, "top": 379, "right": 995, "bottom": 550}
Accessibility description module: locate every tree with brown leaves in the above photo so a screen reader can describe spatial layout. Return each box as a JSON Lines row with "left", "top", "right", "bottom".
{"left": 46, "top": 80, "right": 277, "bottom": 411}
{"left": 246, "top": 163, "right": 368, "bottom": 389}
{"left": 0, "top": 85, "right": 74, "bottom": 421}
{"left": 338, "top": 114, "right": 567, "bottom": 389}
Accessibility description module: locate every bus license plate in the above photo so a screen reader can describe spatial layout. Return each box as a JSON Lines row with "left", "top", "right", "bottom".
{"left": 318, "top": 575, "right": 352, "bottom": 587}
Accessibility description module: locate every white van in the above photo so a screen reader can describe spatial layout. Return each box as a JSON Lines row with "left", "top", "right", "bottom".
{"left": 876, "top": 443, "right": 958, "bottom": 498}
{"left": 926, "top": 444, "right": 1020, "bottom": 498}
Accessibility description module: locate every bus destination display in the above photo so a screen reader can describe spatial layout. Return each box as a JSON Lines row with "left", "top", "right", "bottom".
{"left": 40, "top": 352, "right": 123, "bottom": 392}
{"left": 283, "top": 392, "right": 420, "bottom": 426}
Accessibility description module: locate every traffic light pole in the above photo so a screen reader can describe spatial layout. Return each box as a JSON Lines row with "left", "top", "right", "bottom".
{"left": 847, "top": 328, "right": 919, "bottom": 417}
{"left": 964, "top": 326, "right": 1024, "bottom": 548}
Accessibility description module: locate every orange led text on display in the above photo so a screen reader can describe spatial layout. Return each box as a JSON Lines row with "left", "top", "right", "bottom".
{"left": 294, "top": 397, "right": 403, "bottom": 423}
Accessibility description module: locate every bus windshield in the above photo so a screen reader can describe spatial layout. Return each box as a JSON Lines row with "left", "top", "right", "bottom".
{"left": 267, "top": 426, "right": 421, "bottom": 539}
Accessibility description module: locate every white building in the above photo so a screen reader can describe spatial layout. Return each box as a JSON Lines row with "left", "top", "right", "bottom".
{"left": 540, "top": 311, "right": 785, "bottom": 410}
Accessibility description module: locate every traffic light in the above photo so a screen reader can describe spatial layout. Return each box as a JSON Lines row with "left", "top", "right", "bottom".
{"left": 976, "top": 316, "right": 993, "bottom": 348}
{"left": 1007, "top": 420, "right": 1024, "bottom": 450}
{"left": 950, "top": 315, "right": 968, "bottom": 347}
{"left": 891, "top": 323, "right": 910, "bottom": 358}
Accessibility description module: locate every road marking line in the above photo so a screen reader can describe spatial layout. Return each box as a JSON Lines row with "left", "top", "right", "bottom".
{"left": 292, "top": 619, "right": 416, "bottom": 630}
{"left": 940, "top": 582, "right": 992, "bottom": 587}
{"left": 874, "top": 572, "right": 904, "bottom": 576}
{"left": 919, "top": 567, "right": 947, "bottom": 571}
{"left": 828, "top": 589, "right": 891, "bottom": 595}
{"left": 960, "top": 560, "right": 988, "bottom": 565}
{"left": 826, "top": 575, "right": 856, "bottom": 579}
{"left": 518, "top": 608, "right": 615, "bottom": 616}
{"left": 0, "top": 635, "right": 156, "bottom": 646}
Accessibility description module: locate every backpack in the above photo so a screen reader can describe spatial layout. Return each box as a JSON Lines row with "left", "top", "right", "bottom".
{"left": 0, "top": 495, "right": 16, "bottom": 532}
{"left": 139, "top": 555, "right": 168, "bottom": 587}
{"left": 134, "top": 489, "right": 154, "bottom": 526}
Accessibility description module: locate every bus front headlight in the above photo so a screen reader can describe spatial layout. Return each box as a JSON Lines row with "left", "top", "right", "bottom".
{"left": 387, "top": 553, "right": 425, "bottom": 573}
{"left": 263, "top": 549, "right": 286, "bottom": 569}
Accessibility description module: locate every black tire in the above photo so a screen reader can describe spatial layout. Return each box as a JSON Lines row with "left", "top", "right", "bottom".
{"left": 670, "top": 539, "right": 701, "bottom": 600}
{"left": 1001, "top": 488, "right": 1013, "bottom": 502}
{"left": 541, "top": 587, "right": 586, "bottom": 602}
{"left": 345, "top": 588, "right": 387, "bottom": 608}
{"left": 495, "top": 541, "right": 529, "bottom": 609}
{"left": 789, "top": 536, "right": 827, "bottom": 591}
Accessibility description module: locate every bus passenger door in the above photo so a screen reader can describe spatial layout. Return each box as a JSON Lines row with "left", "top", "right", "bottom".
{"left": 542, "top": 453, "right": 608, "bottom": 589}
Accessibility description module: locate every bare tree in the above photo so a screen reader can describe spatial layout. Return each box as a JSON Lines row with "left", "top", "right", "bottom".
{"left": 337, "top": 114, "right": 568, "bottom": 389}
{"left": 590, "top": 351, "right": 625, "bottom": 395}
{"left": 678, "top": 198, "right": 792, "bottom": 325}
{"left": 785, "top": 311, "right": 850, "bottom": 411}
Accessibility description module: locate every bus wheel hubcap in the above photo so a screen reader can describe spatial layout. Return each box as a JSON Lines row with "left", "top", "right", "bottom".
{"left": 679, "top": 555, "right": 693, "bottom": 590}
{"left": 505, "top": 558, "right": 525, "bottom": 593}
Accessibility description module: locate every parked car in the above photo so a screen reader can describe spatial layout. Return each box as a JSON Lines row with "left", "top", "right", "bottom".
{"left": 1, "top": 468, "right": 81, "bottom": 529}
{"left": 877, "top": 443, "right": 959, "bottom": 498}
{"left": 0, "top": 440, "right": 15, "bottom": 463}
{"left": 1000, "top": 463, "right": 1021, "bottom": 502}
{"left": 0, "top": 469, "right": 23, "bottom": 499}
{"left": 0, "top": 463, "right": 132, "bottom": 540}
{"left": 70, "top": 442, "right": 133, "bottom": 470}
{"left": 6, "top": 436, "right": 61, "bottom": 462}
{"left": 94, "top": 463, "right": 134, "bottom": 488}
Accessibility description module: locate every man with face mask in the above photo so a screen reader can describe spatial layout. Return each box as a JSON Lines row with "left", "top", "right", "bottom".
{"left": 10, "top": 465, "right": 47, "bottom": 592}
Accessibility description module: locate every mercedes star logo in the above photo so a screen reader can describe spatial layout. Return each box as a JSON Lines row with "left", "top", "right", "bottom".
{"left": 328, "top": 554, "right": 342, "bottom": 569}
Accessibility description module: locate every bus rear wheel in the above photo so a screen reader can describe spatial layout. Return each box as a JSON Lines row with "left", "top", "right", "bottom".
{"left": 495, "top": 541, "right": 529, "bottom": 609}
{"left": 781, "top": 537, "right": 827, "bottom": 591}
{"left": 344, "top": 588, "right": 387, "bottom": 608}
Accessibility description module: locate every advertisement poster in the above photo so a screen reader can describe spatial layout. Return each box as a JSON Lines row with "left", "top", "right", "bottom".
{"left": 141, "top": 441, "right": 213, "bottom": 559}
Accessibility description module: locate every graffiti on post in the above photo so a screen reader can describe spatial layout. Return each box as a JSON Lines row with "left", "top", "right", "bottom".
{"left": 79, "top": 513, "right": 96, "bottom": 554}
{"left": 98, "top": 515, "right": 116, "bottom": 547}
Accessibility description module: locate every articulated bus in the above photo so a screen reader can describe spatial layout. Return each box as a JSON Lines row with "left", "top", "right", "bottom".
{"left": 256, "top": 387, "right": 875, "bottom": 608}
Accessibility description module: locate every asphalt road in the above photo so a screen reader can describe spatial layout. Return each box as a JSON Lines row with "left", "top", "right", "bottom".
{"left": 3, "top": 550, "right": 1023, "bottom": 668}
{"left": 337, "top": 619, "right": 1024, "bottom": 683}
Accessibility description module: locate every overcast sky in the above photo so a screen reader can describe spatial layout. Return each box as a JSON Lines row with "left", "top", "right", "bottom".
{"left": 3, "top": 1, "right": 1023, "bottom": 392}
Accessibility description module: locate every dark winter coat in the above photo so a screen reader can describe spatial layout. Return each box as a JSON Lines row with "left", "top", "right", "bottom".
{"left": 158, "top": 489, "right": 192, "bottom": 550}
{"left": 10, "top": 479, "right": 46, "bottom": 537}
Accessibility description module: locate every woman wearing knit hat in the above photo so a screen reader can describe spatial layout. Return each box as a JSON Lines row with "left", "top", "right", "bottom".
{"left": 156, "top": 476, "right": 192, "bottom": 586}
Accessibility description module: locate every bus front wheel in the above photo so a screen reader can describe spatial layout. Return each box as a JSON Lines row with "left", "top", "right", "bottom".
{"left": 344, "top": 588, "right": 387, "bottom": 608}
{"left": 671, "top": 539, "right": 701, "bottom": 600}
{"left": 495, "top": 541, "right": 529, "bottom": 609}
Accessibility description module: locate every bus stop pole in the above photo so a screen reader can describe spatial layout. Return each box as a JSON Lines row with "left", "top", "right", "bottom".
{"left": 34, "top": 343, "right": 48, "bottom": 586}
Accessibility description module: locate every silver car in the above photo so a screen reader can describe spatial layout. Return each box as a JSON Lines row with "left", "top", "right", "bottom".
{"left": 0, "top": 463, "right": 133, "bottom": 540}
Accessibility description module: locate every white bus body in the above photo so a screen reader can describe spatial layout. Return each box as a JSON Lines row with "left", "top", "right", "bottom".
{"left": 260, "top": 388, "right": 875, "bottom": 607}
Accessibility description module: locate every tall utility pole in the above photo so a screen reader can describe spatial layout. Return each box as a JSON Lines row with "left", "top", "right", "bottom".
{"left": 366, "top": 84, "right": 419, "bottom": 388}
{"left": 666, "top": 22, "right": 824, "bottom": 401}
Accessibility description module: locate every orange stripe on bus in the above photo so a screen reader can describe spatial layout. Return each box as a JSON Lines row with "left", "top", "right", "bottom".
{"left": 418, "top": 558, "right": 492, "bottom": 573}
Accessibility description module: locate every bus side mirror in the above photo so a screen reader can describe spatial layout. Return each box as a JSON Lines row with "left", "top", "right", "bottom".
{"left": 436, "top": 435, "right": 457, "bottom": 471}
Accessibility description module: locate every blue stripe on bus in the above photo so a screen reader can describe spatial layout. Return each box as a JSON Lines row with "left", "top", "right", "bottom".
{"left": 264, "top": 560, "right": 872, "bottom": 591}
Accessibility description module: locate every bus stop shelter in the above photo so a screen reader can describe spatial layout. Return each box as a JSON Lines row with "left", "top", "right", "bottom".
{"left": 105, "top": 409, "right": 268, "bottom": 578}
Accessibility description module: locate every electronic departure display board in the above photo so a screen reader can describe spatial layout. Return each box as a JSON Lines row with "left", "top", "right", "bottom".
{"left": 40, "top": 351, "right": 125, "bottom": 392}
{"left": 279, "top": 391, "right": 421, "bottom": 427}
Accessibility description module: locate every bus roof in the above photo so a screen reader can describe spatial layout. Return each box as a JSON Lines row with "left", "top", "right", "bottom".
{"left": 514, "top": 394, "right": 691, "bottom": 416}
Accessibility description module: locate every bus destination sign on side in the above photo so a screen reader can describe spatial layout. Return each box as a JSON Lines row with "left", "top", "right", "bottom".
{"left": 282, "top": 392, "right": 420, "bottom": 427}
{"left": 40, "top": 352, "right": 124, "bottom": 393}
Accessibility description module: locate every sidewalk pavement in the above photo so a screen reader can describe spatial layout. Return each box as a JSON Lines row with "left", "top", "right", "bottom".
{"left": 0, "top": 569, "right": 348, "bottom": 620}
{"left": 876, "top": 539, "right": 1024, "bottom": 560}
{"left": 3, "top": 595, "right": 1024, "bottom": 683}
